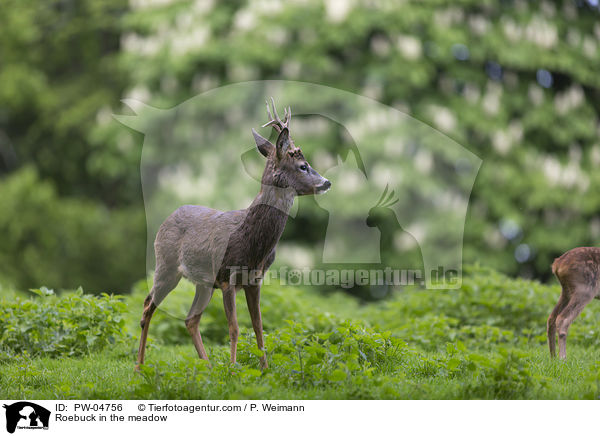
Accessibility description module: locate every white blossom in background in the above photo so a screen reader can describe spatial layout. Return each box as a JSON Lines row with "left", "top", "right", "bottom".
{"left": 233, "top": 8, "right": 256, "bottom": 31}
{"left": 463, "top": 83, "right": 480, "bottom": 104}
{"left": 130, "top": 0, "right": 176, "bottom": 9}
{"left": 468, "top": 15, "right": 489, "bottom": 36}
{"left": 583, "top": 36, "right": 598, "bottom": 58}
{"left": 277, "top": 244, "right": 315, "bottom": 269}
{"left": 528, "top": 84, "right": 544, "bottom": 106}
{"left": 325, "top": 0, "right": 353, "bottom": 23}
{"left": 590, "top": 218, "right": 600, "bottom": 238}
{"left": 371, "top": 164, "right": 399, "bottom": 189}
{"left": 429, "top": 105, "right": 456, "bottom": 132}
{"left": 191, "top": 74, "right": 218, "bottom": 93}
{"left": 502, "top": 18, "right": 523, "bottom": 42}
{"left": 434, "top": 8, "right": 464, "bottom": 28}
{"left": 525, "top": 16, "right": 558, "bottom": 48}
{"left": 554, "top": 85, "right": 584, "bottom": 115}
{"left": 482, "top": 82, "right": 502, "bottom": 116}
{"left": 192, "top": 0, "right": 214, "bottom": 13}
{"left": 171, "top": 26, "right": 209, "bottom": 55}
{"left": 492, "top": 123, "right": 521, "bottom": 155}
{"left": 590, "top": 145, "right": 600, "bottom": 167}
{"left": 542, "top": 156, "right": 589, "bottom": 191}
{"left": 124, "top": 86, "right": 152, "bottom": 103}
{"left": 396, "top": 35, "right": 422, "bottom": 60}
{"left": 540, "top": 1, "right": 556, "bottom": 16}
{"left": 414, "top": 150, "right": 433, "bottom": 174}
{"left": 394, "top": 230, "right": 419, "bottom": 250}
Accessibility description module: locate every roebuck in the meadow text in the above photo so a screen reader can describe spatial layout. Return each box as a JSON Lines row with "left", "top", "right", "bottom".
{"left": 135, "top": 99, "right": 331, "bottom": 370}
{"left": 548, "top": 247, "right": 600, "bottom": 359}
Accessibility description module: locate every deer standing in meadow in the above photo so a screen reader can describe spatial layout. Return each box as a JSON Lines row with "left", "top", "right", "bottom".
{"left": 548, "top": 247, "right": 600, "bottom": 359}
{"left": 135, "top": 99, "right": 331, "bottom": 370}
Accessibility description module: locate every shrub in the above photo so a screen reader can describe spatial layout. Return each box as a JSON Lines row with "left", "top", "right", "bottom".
{"left": 461, "top": 348, "right": 547, "bottom": 399}
{"left": 0, "top": 167, "right": 146, "bottom": 292}
{"left": 0, "top": 287, "right": 128, "bottom": 358}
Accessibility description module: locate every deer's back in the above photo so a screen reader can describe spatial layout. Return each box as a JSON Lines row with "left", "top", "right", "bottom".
{"left": 552, "top": 247, "right": 600, "bottom": 294}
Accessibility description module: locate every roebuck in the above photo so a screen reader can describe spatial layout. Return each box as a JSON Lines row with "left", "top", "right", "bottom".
{"left": 135, "top": 99, "right": 331, "bottom": 370}
{"left": 548, "top": 247, "right": 600, "bottom": 358}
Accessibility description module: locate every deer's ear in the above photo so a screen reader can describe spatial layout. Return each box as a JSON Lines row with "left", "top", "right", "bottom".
{"left": 276, "top": 128, "right": 290, "bottom": 159}
{"left": 252, "top": 128, "right": 274, "bottom": 158}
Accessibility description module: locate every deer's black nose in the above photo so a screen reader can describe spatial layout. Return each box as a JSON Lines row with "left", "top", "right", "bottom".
{"left": 316, "top": 179, "right": 331, "bottom": 194}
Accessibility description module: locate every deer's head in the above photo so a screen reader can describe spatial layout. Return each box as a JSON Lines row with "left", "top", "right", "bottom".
{"left": 252, "top": 98, "right": 331, "bottom": 196}
{"left": 366, "top": 184, "right": 399, "bottom": 228}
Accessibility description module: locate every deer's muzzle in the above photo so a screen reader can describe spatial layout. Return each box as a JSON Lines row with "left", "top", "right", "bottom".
{"left": 316, "top": 180, "right": 331, "bottom": 194}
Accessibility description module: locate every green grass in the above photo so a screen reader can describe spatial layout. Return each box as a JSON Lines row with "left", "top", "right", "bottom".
{"left": 2, "top": 265, "right": 600, "bottom": 399}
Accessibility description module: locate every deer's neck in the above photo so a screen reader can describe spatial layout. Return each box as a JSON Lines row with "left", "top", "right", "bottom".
{"left": 238, "top": 185, "right": 295, "bottom": 265}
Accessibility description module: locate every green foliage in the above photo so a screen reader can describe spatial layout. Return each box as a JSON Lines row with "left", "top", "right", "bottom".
{"left": 0, "top": 287, "right": 128, "bottom": 359}
{"left": 0, "top": 0, "right": 131, "bottom": 201}
{"left": 2, "top": 266, "right": 598, "bottom": 399}
{"left": 0, "top": 167, "right": 146, "bottom": 291}
{"left": 361, "top": 265, "right": 600, "bottom": 351}
{"left": 126, "top": 264, "right": 600, "bottom": 358}
{"left": 126, "top": 276, "right": 359, "bottom": 345}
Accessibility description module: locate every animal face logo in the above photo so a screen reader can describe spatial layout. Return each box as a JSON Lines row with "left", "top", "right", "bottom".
{"left": 3, "top": 402, "right": 50, "bottom": 433}
{"left": 366, "top": 184, "right": 399, "bottom": 228}
{"left": 115, "top": 80, "right": 481, "bottom": 289}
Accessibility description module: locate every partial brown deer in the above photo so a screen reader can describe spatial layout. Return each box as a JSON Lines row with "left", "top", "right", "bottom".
{"left": 135, "top": 99, "right": 331, "bottom": 370}
{"left": 548, "top": 247, "right": 600, "bottom": 359}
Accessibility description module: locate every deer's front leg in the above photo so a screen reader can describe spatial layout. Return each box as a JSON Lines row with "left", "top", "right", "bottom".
{"left": 222, "top": 284, "right": 239, "bottom": 364}
{"left": 244, "top": 285, "right": 268, "bottom": 369}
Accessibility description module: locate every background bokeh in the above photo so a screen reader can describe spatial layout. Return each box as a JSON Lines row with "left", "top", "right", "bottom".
{"left": 2, "top": 0, "right": 600, "bottom": 296}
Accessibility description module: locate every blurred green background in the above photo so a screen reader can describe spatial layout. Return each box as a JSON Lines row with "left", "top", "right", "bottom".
{"left": 1, "top": 0, "right": 600, "bottom": 295}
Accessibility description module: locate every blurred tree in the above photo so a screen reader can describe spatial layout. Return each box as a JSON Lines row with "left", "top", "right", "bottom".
{"left": 3, "top": 0, "right": 600, "bottom": 291}
{"left": 0, "top": 167, "right": 146, "bottom": 292}
{"left": 0, "top": 0, "right": 133, "bottom": 205}
{"left": 102, "top": 0, "right": 600, "bottom": 283}
{"left": 0, "top": 0, "right": 149, "bottom": 291}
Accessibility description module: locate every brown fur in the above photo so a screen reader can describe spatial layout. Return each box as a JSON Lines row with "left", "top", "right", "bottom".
{"left": 548, "top": 247, "right": 600, "bottom": 358}
{"left": 135, "top": 102, "right": 330, "bottom": 371}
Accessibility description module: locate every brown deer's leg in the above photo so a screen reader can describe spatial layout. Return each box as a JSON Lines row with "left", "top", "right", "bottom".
{"left": 547, "top": 292, "right": 568, "bottom": 358}
{"left": 556, "top": 286, "right": 595, "bottom": 359}
{"left": 222, "top": 283, "right": 239, "bottom": 365}
{"left": 135, "top": 295, "right": 157, "bottom": 370}
{"left": 245, "top": 285, "right": 268, "bottom": 369}
{"left": 186, "top": 284, "right": 214, "bottom": 361}
{"left": 135, "top": 270, "right": 181, "bottom": 371}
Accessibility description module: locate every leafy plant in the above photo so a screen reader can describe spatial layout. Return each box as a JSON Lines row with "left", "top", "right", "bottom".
{"left": 0, "top": 287, "right": 128, "bottom": 358}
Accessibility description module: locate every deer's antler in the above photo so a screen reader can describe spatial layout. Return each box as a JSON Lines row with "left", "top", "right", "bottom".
{"left": 262, "top": 97, "right": 291, "bottom": 133}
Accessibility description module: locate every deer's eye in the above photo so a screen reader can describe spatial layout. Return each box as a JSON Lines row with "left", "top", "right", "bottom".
{"left": 299, "top": 164, "right": 308, "bottom": 172}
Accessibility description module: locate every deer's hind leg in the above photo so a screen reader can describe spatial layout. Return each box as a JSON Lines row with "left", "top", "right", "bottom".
{"left": 555, "top": 283, "right": 595, "bottom": 359}
{"left": 547, "top": 291, "right": 568, "bottom": 358}
{"left": 185, "top": 283, "right": 214, "bottom": 361}
{"left": 136, "top": 265, "right": 181, "bottom": 370}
